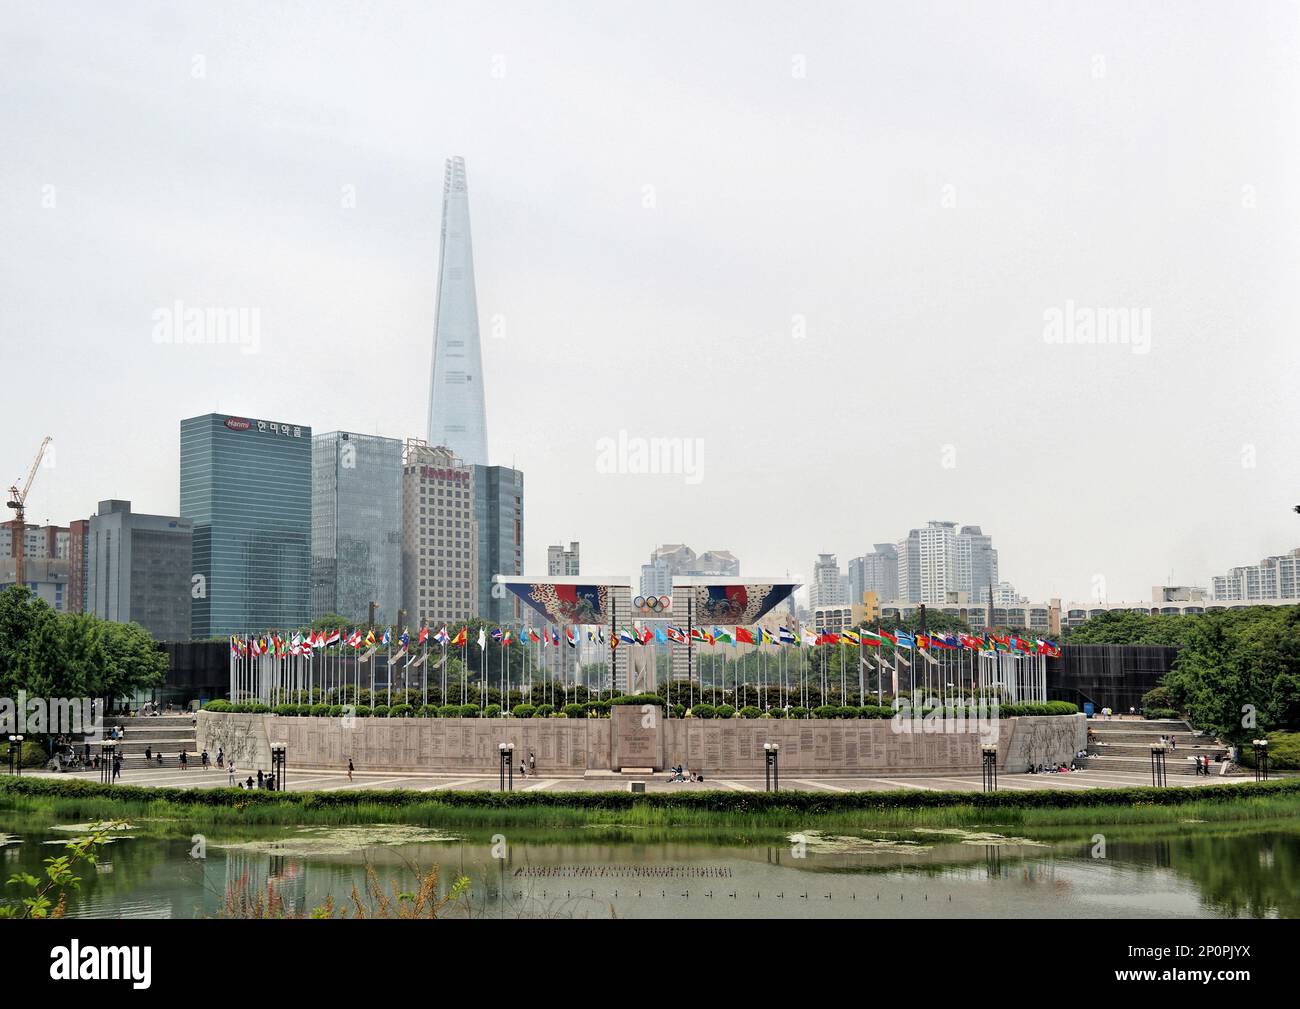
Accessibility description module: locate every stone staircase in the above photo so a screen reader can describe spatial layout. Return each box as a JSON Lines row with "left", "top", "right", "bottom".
{"left": 1085, "top": 717, "right": 1231, "bottom": 775}
{"left": 104, "top": 714, "right": 197, "bottom": 764}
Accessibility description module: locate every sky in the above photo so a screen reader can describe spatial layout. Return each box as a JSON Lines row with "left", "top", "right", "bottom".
{"left": 2, "top": 0, "right": 1299, "bottom": 605}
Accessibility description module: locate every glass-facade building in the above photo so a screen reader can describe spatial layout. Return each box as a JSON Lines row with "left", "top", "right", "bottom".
{"left": 312, "top": 431, "right": 403, "bottom": 626}
{"left": 181, "top": 414, "right": 311, "bottom": 637}
{"left": 472, "top": 464, "right": 523, "bottom": 623}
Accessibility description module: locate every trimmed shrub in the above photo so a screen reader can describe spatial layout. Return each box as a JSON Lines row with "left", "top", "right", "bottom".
{"left": 534, "top": 704, "right": 555, "bottom": 718}
{"left": 562, "top": 704, "right": 584, "bottom": 719}
{"left": 512, "top": 704, "right": 536, "bottom": 719}
{"left": 416, "top": 704, "right": 439, "bottom": 718}
{"left": 738, "top": 706, "right": 761, "bottom": 719}
{"left": 353, "top": 705, "right": 372, "bottom": 719}
{"left": 766, "top": 707, "right": 786, "bottom": 719}
{"left": 371, "top": 705, "right": 390, "bottom": 718}
{"left": 389, "top": 704, "right": 414, "bottom": 718}
{"left": 789, "top": 706, "right": 809, "bottom": 719}
{"left": 309, "top": 703, "right": 330, "bottom": 717}
{"left": 437, "top": 704, "right": 460, "bottom": 718}
{"left": 716, "top": 705, "right": 736, "bottom": 719}
{"left": 484, "top": 704, "right": 502, "bottom": 718}
{"left": 812, "top": 705, "right": 838, "bottom": 719}
{"left": 691, "top": 703, "right": 716, "bottom": 719}
{"left": 203, "top": 699, "right": 232, "bottom": 712}
{"left": 1144, "top": 708, "right": 1181, "bottom": 721}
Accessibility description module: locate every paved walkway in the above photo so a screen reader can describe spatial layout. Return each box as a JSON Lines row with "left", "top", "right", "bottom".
{"left": 23, "top": 764, "right": 1255, "bottom": 795}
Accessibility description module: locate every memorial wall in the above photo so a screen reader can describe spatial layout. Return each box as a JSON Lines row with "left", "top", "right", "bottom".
{"left": 198, "top": 710, "right": 1085, "bottom": 777}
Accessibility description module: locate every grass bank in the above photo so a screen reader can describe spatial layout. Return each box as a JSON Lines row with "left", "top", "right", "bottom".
{"left": 3, "top": 776, "right": 1299, "bottom": 837}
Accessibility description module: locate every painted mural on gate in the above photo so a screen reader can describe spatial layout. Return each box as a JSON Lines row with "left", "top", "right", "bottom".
{"left": 505, "top": 583, "right": 612, "bottom": 625}
{"left": 691, "top": 584, "right": 796, "bottom": 624}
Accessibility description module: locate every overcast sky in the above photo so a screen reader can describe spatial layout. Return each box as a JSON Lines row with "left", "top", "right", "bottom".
{"left": 3, "top": 0, "right": 1298, "bottom": 604}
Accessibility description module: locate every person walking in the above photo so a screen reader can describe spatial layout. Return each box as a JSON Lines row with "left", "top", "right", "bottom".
{"left": 145, "top": 745, "right": 151, "bottom": 762}
{"left": 347, "top": 758, "right": 354, "bottom": 783}
{"left": 179, "top": 750, "right": 188, "bottom": 771}
{"left": 529, "top": 750, "right": 536, "bottom": 774}
{"left": 228, "top": 760, "right": 236, "bottom": 786}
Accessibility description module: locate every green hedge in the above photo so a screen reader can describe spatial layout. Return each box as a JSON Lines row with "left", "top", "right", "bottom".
{"left": 5, "top": 774, "right": 1298, "bottom": 814}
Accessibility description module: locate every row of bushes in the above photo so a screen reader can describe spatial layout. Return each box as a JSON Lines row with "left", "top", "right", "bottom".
{"left": 205, "top": 698, "right": 1078, "bottom": 720}
{"left": 4, "top": 773, "right": 1296, "bottom": 813}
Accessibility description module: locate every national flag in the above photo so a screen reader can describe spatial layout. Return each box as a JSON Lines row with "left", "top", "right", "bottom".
{"left": 655, "top": 626, "right": 669, "bottom": 644}
{"left": 418, "top": 625, "right": 429, "bottom": 645}
{"left": 566, "top": 627, "right": 577, "bottom": 648}
{"left": 735, "top": 626, "right": 754, "bottom": 645}
{"left": 861, "top": 630, "right": 883, "bottom": 647}
{"left": 381, "top": 627, "right": 392, "bottom": 647}
{"left": 399, "top": 629, "right": 410, "bottom": 648}
{"left": 666, "top": 626, "right": 686, "bottom": 643}
{"left": 713, "top": 626, "right": 734, "bottom": 645}
{"left": 527, "top": 628, "right": 541, "bottom": 644}
{"left": 895, "top": 631, "right": 916, "bottom": 649}
{"left": 778, "top": 626, "right": 795, "bottom": 645}
{"left": 502, "top": 630, "right": 513, "bottom": 646}
{"left": 618, "top": 627, "right": 637, "bottom": 645}
{"left": 477, "top": 628, "right": 487, "bottom": 650}
{"left": 597, "top": 628, "right": 606, "bottom": 644}
{"left": 435, "top": 626, "right": 450, "bottom": 646}
{"left": 451, "top": 627, "right": 468, "bottom": 647}
{"left": 491, "top": 627, "right": 504, "bottom": 642}
{"left": 843, "top": 629, "right": 861, "bottom": 645}
{"left": 326, "top": 628, "right": 341, "bottom": 646}
{"left": 364, "top": 629, "right": 376, "bottom": 647}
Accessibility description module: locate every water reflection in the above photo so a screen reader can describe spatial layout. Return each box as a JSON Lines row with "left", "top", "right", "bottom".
{"left": 1, "top": 819, "right": 1294, "bottom": 919}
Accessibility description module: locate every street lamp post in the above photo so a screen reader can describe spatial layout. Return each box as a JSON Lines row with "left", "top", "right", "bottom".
{"left": 1252, "top": 739, "right": 1270, "bottom": 782}
{"left": 101, "top": 740, "right": 116, "bottom": 786}
{"left": 7, "top": 734, "right": 22, "bottom": 776}
{"left": 981, "top": 744, "right": 998, "bottom": 792}
{"left": 498, "top": 742, "right": 514, "bottom": 792}
{"left": 763, "top": 742, "right": 780, "bottom": 792}
{"left": 270, "top": 744, "right": 287, "bottom": 791}
{"left": 1150, "top": 743, "right": 1167, "bottom": 787}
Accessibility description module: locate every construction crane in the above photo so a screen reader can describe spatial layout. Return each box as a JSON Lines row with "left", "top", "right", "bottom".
{"left": 7, "top": 436, "right": 53, "bottom": 588}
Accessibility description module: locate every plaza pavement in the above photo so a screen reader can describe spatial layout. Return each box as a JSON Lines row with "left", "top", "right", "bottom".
{"left": 22, "top": 762, "right": 1257, "bottom": 795}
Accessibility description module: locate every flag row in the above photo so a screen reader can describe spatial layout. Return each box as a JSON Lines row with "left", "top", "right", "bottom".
{"left": 231, "top": 626, "right": 1061, "bottom": 659}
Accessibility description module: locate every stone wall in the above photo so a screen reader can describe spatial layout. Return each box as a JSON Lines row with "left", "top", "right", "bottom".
{"left": 197, "top": 711, "right": 1084, "bottom": 777}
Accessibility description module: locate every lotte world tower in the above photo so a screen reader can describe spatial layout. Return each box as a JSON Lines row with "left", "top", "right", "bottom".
{"left": 426, "top": 156, "right": 489, "bottom": 466}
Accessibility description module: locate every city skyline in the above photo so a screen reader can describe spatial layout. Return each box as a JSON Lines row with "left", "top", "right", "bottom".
{"left": 3, "top": 2, "right": 1298, "bottom": 604}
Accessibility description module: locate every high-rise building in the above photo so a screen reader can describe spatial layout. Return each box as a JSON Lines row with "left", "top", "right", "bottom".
{"left": 896, "top": 531, "right": 921, "bottom": 602}
{"left": 180, "top": 414, "right": 312, "bottom": 638}
{"left": 473, "top": 464, "right": 523, "bottom": 623}
{"left": 402, "top": 441, "right": 478, "bottom": 626}
{"left": 810, "top": 553, "right": 844, "bottom": 609}
{"left": 960, "top": 525, "right": 999, "bottom": 603}
{"left": 548, "top": 542, "right": 580, "bottom": 577}
{"left": 1210, "top": 548, "right": 1300, "bottom": 601}
{"left": 311, "top": 431, "right": 403, "bottom": 626}
{"left": 88, "top": 500, "right": 193, "bottom": 641}
{"left": 1, "top": 521, "right": 72, "bottom": 612}
{"left": 638, "top": 543, "right": 739, "bottom": 596}
{"left": 894, "top": 521, "right": 999, "bottom": 605}
{"left": 426, "top": 156, "right": 489, "bottom": 467}
{"left": 67, "top": 518, "right": 90, "bottom": 613}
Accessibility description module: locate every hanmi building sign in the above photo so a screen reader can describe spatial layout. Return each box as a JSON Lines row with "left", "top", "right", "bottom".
{"left": 223, "top": 416, "right": 305, "bottom": 438}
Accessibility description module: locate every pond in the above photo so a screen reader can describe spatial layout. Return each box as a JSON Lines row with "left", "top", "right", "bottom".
{"left": 2, "top": 817, "right": 1295, "bottom": 919}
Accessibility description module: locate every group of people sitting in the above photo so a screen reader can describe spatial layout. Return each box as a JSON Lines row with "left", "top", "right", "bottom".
{"left": 666, "top": 765, "right": 704, "bottom": 783}
{"left": 1027, "top": 761, "right": 1083, "bottom": 773}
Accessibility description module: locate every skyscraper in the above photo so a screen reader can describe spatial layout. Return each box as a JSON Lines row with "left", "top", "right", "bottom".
{"left": 426, "top": 156, "right": 489, "bottom": 467}
{"left": 88, "top": 500, "right": 193, "bottom": 641}
{"left": 548, "top": 542, "right": 580, "bottom": 576}
{"left": 311, "top": 431, "right": 403, "bottom": 625}
{"left": 472, "top": 463, "right": 524, "bottom": 623}
{"left": 401, "top": 440, "right": 478, "bottom": 626}
{"left": 181, "top": 414, "right": 312, "bottom": 637}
